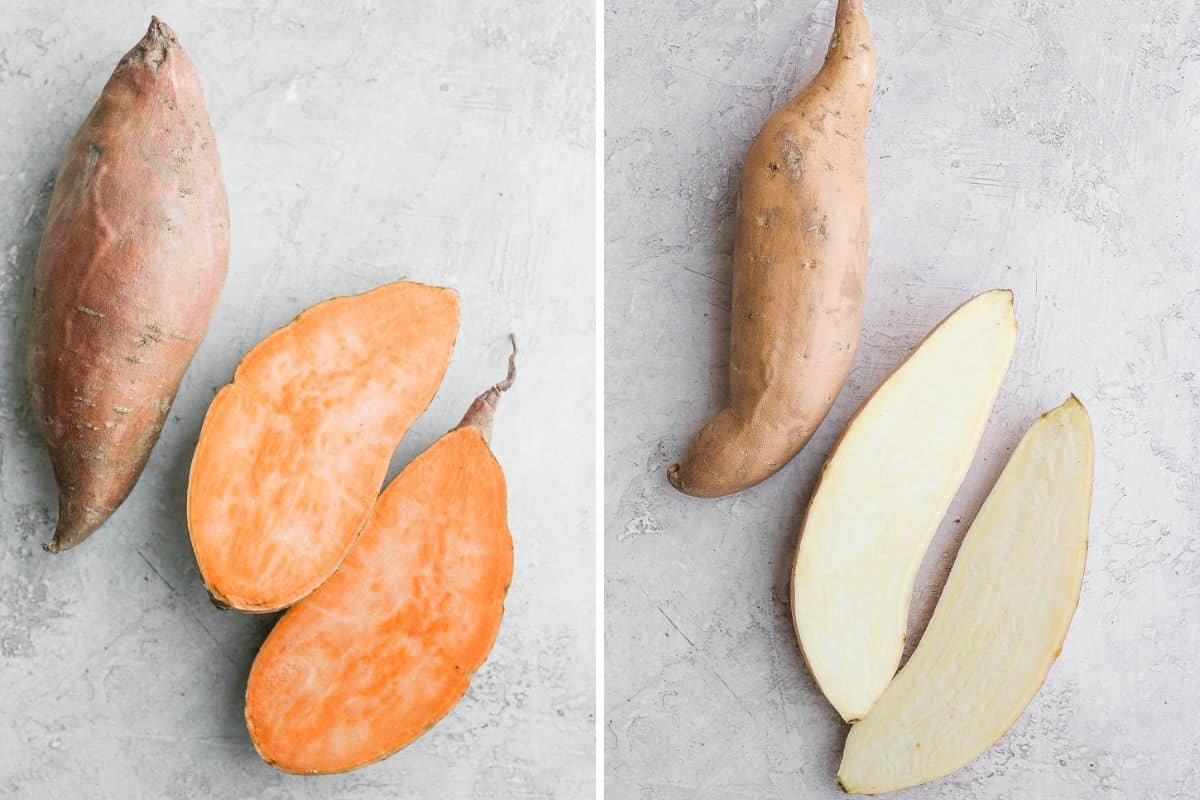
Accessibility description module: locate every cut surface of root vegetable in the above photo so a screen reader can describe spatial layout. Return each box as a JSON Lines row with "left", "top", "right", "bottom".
{"left": 245, "top": 343, "right": 516, "bottom": 774}
{"left": 792, "top": 290, "right": 1017, "bottom": 722}
{"left": 188, "top": 282, "right": 458, "bottom": 612}
{"left": 838, "top": 396, "right": 1093, "bottom": 794}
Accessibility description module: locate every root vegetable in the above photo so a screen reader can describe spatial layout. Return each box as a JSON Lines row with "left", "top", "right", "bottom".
{"left": 838, "top": 397, "right": 1093, "bottom": 794}
{"left": 187, "top": 282, "right": 458, "bottom": 612}
{"left": 29, "top": 18, "right": 228, "bottom": 552}
{"left": 669, "top": 0, "right": 875, "bottom": 497}
{"left": 791, "top": 290, "right": 1017, "bottom": 722}
{"left": 244, "top": 341, "right": 517, "bottom": 774}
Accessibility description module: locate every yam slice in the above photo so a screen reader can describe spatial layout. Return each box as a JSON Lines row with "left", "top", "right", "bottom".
{"left": 791, "top": 290, "right": 1017, "bottom": 721}
{"left": 838, "top": 397, "right": 1093, "bottom": 793}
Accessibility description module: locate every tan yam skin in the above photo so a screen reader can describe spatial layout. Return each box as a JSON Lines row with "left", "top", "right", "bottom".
{"left": 245, "top": 345, "right": 515, "bottom": 775}
{"left": 187, "top": 283, "right": 459, "bottom": 613}
{"left": 669, "top": 0, "right": 874, "bottom": 497}
{"left": 28, "top": 18, "right": 229, "bottom": 552}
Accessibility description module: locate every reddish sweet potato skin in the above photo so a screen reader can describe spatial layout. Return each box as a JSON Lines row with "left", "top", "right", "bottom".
{"left": 28, "top": 18, "right": 229, "bottom": 552}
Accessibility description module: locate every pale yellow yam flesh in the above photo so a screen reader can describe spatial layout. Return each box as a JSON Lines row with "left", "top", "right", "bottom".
{"left": 792, "top": 290, "right": 1017, "bottom": 722}
{"left": 838, "top": 397, "right": 1093, "bottom": 794}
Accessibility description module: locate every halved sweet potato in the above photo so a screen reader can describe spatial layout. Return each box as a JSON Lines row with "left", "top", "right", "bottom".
{"left": 245, "top": 343, "right": 516, "bottom": 774}
{"left": 187, "top": 282, "right": 458, "bottom": 612}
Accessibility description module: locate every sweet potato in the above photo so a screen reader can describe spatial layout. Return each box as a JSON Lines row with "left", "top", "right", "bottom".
{"left": 245, "top": 341, "right": 517, "bottom": 774}
{"left": 187, "top": 282, "right": 459, "bottom": 612}
{"left": 669, "top": 0, "right": 875, "bottom": 497}
{"left": 29, "top": 18, "right": 229, "bottom": 552}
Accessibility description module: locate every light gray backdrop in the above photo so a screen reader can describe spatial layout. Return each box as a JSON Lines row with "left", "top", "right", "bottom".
{"left": 606, "top": 0, "right": 1198, "bottom": 797}
{"left": 0, "top": 1, "right": 594, "bottom": 797}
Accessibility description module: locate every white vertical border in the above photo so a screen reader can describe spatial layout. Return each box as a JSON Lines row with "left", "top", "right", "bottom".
{"left": 594, "top": 0, "right": 605, "bottom": 793}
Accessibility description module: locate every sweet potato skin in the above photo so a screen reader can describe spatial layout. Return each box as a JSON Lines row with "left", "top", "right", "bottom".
{"left": 28, "top": 18, "right": 229, "bottom": 551}
{"left": 669, "top": 0, "right": 874, "bottom": 497}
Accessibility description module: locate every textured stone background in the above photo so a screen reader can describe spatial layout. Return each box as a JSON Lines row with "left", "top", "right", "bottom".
{"left": 0, "top": 1, "right": 594, "bottom": 797}
{"left": 606, "top": 0, "right": 1198, "bottom": 797}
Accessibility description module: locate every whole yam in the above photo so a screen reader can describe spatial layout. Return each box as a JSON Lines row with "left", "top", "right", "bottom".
{"left": 669, "top": 0, "right": 875, "bottom": 497}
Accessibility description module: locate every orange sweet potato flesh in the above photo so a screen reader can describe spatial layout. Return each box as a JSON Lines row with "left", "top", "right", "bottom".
{"left": 669, "top": 0, "right": 875, "bottom": 497}
{"left": 29, "top": 18, "right": 229, "bottom": 552}
{"left": 187, "top": 282, "right": 458, "bottom": 612}
{"left": 245, "top": 350, "right": 515, "bottom": 774}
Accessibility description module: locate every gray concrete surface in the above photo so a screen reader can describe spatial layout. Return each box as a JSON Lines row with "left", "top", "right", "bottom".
{"left": 0, "top": 2, "right": 594, "bottom": 797}
{"left": 605, "top": 0, "right": 1199, "bottom": 797}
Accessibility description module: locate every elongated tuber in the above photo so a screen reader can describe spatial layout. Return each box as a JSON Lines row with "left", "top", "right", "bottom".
{"left": 29, "top": 18, "right": 229, "bottom": 552}
{"left": 669, "top": 0, "right": 875, "bottom": 497}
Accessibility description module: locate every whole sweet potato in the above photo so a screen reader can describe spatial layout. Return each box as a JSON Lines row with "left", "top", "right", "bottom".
{"left": 669, "top": 0, "right": 875, "bottom": 497}
{"left": 29, "top": 18, "right": 229, "bottom": 552}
